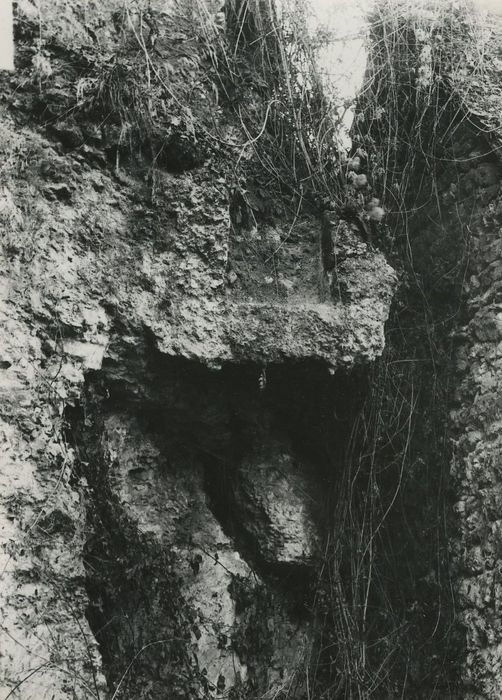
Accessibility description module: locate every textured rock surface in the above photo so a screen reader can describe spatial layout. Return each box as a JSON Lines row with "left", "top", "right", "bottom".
{"left": 0, "top": 1, "right": 396, "bottom": 698}
{"left": 0, "top": 109, "right": 391, "bottom": 694}
{"left": 0, "top": 160, "right": 108, "bottom": 697}
{"left": 103, "top": 411, "right": 251, "bottom": 692}
{"left": 434, "top": 18, "right": 502, "bottom": 698}
{"left": 233, "top": 440, "right": 320, "bottom": 567}
{"left": 450, "top": 166, "right": 502, "bottom": 699}
{"left": 97, "top": 408, "right": 321, "bottom": 696}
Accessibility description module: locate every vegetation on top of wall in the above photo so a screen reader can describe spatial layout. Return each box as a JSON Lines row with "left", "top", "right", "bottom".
{"left": 205, "top": 0, "right": 388, "bottom": 225}
{"left": 11, "top": 2, "right": 223, "bottom": 179}
{"left": 10, "top": 0, "right": 388, "bottom": 231}
{"left": 356, "top": 0, "right": 489, "bottom": 248}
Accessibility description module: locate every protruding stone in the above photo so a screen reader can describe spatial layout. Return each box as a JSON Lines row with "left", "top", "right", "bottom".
{"left": 234, "top": 440, "right": 320, "bottom": 567}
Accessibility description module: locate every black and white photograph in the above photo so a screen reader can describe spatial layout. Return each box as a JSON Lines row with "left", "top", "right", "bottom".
{"left": 1, "top": 0, "right": 502, "bottom": 697}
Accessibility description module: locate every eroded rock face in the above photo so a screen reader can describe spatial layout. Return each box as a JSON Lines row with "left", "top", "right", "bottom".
{"left": 103, "top": 411, "right": 251, "bottom": 693}
{"left": 0, "top": 205, "right": 107, "bottom": 698}
{"left": 234, "top": 441, "right": 320, "bottom": 567}
{"left": 414, "top": 121, "right": 502, "bottom": 696}
{"left": 450, "top": 175, "right": 502, "bottom": 698}
{"left": 0, "top": 1, "right": 396, "bottom": 698}
{"left": 79, "top": 394, "right": 323, "bottom": 698}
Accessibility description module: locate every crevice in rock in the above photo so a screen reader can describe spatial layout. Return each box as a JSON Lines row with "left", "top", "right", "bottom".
{"left": 64, "top": 351, "right": 368, "bottom": 698}
{"left": 199, "top": 362, "right": 367, "bottom": 585}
